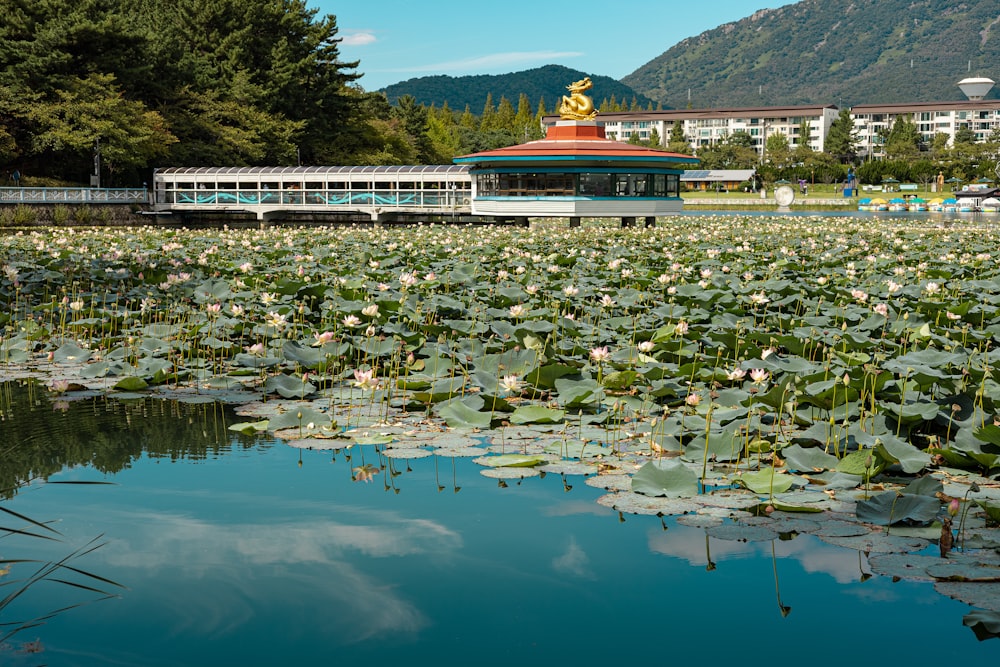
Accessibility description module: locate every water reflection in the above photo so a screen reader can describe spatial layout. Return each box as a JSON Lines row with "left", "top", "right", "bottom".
{"left": 1, "top": 381, "right": 998, "bottom": 665}
{"left": 1, "top": 380, "right": 258, "bottom": 498}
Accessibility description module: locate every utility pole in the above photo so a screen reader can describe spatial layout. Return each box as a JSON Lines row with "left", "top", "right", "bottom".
{"left": 91, "top": 138, "right": 101, "bottom": 188}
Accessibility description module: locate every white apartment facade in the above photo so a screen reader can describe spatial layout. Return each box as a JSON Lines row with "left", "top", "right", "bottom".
{"left": 544, "top": 105, "right": 840, "bottom": 157}
{"left": 849, "top": 100, "right": 1000, "bottom": 158}
{"left": 543, "top": 99, "right": 1000, "bottom": 161}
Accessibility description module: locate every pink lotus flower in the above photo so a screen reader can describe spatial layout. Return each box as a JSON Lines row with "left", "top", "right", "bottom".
{"left": 353, "top": 368, "right": 380, "bottom": 391}
{"left": 749, "top": 368, "right": 770, "bottom": 385}
{"left": 313, "top": 331, "right": 335, "bottom": 346}
{"left": 726, "top": 367, "right": 746, "bottom": 382}
{"left": 590, "top": 346, "right": 611, "bottom": 363}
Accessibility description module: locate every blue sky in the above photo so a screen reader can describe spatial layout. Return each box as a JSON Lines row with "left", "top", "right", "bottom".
{"left": 315, "top": 1, "right": 782, "bottom": 91}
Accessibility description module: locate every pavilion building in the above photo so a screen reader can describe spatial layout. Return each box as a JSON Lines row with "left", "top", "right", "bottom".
{"left": 454, "top": 82, "right": 698, "bottom": 227}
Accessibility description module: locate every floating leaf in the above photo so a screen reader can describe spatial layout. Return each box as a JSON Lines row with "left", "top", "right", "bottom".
{"left": 964, "top": 610, "right": 1000, "bottom": 640}
{"left": 782, "top": 444, "right": 839, "bottom": 472}
{"left": 265, "top": 373, "right": 316, "bottom": 399}
{"left": 474, "top": 454, "right": 547, "bottom": 468}
{"left": 509, "top": 405, "right": 566, "bottom": 425}
{"left": 856, "top": 491, "right": 941, "bottom": 526}
{"left": 438, "top": 398, "right": 492, "bottom": 429}
{"left": 53, "top": 342, "right": 92, "bottom": 364}
{"left": 268, "top": 406, "right": 333, "bottom": 432}
{"left": 114, "top": 376, "right": 148, "bottom": 391}
{"left": 735, "top": 468, "right": 799, "bottom": 495}
{"left": 228, "top": 421, "right": 269, "bottom": 435}
{"left": 631, "top": 460, "right": 698, "bottom": 498}
{"left": 876, "top": 435, "right": 931, "bottom": 474}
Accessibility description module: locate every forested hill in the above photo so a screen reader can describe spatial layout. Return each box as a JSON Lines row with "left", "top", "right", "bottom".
{"left": 624, "top": 0, "right": 1000, "bottom": 109}
{"left": 380, "top": 65, "right": 654, "bottom": 111}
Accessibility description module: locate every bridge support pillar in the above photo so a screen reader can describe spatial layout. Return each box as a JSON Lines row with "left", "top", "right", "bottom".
{"left": 644, "top": 216, "right": 656, "bottom": 228}
{"left": 569, "top": 216, "right": 581, "bottom": 228}
{"left": 513, "top": 216, "right": 529, "bottom": 228}
{"left": 621, "top": 216, "right": 636, "bottom": 228}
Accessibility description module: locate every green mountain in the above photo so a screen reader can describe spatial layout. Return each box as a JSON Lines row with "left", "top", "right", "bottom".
{"left": 379, "top": 64, "right": 654, "bottom": 111}
{"left": 624, "top": 0, "right": 1000, "bottom": 109}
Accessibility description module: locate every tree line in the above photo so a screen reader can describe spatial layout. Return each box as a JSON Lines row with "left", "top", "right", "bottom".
{"left": 0, "top": 0, "right": 550, "bottom": 186}
{"left": 3, "top": 1, "right": 995, "bottom": 188}
{"left": 665, "top": 106, "right": 1000, "bottom": 186}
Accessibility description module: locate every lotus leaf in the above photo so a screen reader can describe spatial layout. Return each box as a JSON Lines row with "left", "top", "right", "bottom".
{"left": 265, "top": 373, "right": 316, "bottom": 399}
{"left": 228, "top": 421, "right": 270, "bottom": 435}
{"left": 475, "top": 454, "right": 547, "bottom": 468}
{"left": 554, "top": 378, "right": 602, "bottom": 408}
{"left": 437, "top": 396, "right": 492, "bottom": 429}
{"left": 509, "top": 405, "right": 566, "bottom": 425}
{"left": 735, "top": 468, "right": 799, "bottom": 495}
{"left": 53, "top": 342, "right": 92, "bottom": 363}
{"left": 114, "top": 376, "right": 148, "bottom": 391}
{"left": 875, "top": 435, "right": 931, "bottom": 474}
{"left": 782, "top": 444, "right": 840, "bottom": 472}
{"left": 964, "top": 610, "right": 1000, "bottom": 640}
{"left": 267, "top": 406, "right": 333, "bottom": 432}
{"left": 837, "top": 449, "right": 885, "bottom": 479}
{"left": 977, "top": 500, "right": 1000, "bottom": 524}
{"left": 856, "top": 491, "right": 941, "bottom": 526}
{"left": 631, "top": 460, "right": 698, "bottom": 498}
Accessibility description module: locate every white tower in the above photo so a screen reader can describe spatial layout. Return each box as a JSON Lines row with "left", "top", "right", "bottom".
{"left": 958, "top": 77, "right": 995, "bottom": 100}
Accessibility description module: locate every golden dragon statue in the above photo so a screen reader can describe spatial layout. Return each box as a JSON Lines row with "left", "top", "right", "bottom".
{"left": 558, "top": 77, "right": 598, "bottom": 121}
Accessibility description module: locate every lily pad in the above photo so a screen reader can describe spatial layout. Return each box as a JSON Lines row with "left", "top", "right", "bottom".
{"left": 473, "top": 454, "right": 548, "bottom": 468}
{"left": 596, "top": 492, "right": 700, "bottom": 516}
{"left": 935, "top": 582, "right": 1000, "bottom": 612}
{"left": 509, "top": 405, "right": 566, "bottom": 425}
{"left": 734, "top": 468, "right": 800, "bottom": 495}
{"left": 856, "top": 491, "right": 941, "bottom": 526}
{"left": 631, "top": 460, "right": 698, "bottom": 498}
{"left": 706, "top": 523, "right": 778, "bottom": 542}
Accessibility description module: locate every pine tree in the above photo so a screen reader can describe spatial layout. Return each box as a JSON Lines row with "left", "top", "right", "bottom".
{"left": 824, "top": 106, "right": 858, "bottom": 163}
{"left": 459, "top": 105, "right": 477, "bottom": 129}
{"left": 495, "top": 96, "right": 516, "bottom": 133}
{"left": 479, "top": 93, "right": 497, "bottom": 130}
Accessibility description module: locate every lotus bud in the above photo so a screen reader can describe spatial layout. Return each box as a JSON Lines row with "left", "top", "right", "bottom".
{"left": 948, "top": 498, "right": 960, "bottom": 517}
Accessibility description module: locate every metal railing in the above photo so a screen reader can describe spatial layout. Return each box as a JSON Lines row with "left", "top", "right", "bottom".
{"left": 161, "top": 188, "right": 471, "bottom": 209}
{"left": 0, "top": 187, "right": 149, "bottom": 204}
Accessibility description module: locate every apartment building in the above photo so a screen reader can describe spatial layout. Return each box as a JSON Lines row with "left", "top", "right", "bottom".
{"left": 542, "top": 97, "right": 1000, "bottom": 160}
{"left": 849, "top": 100, "right": 1000, "bottom": 158}
{"left": 544, "top": 105, "right": 840, "bottom": 157}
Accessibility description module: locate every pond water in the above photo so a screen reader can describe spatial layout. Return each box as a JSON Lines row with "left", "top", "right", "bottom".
{"left": 0, "top": 383, "right": 996, "bottom": 666}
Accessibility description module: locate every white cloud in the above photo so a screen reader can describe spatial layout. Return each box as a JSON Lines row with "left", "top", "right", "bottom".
{"left": 552, "top": 536, "right": 594, "bottom": 579}
{"left": 342, "top": 32, "right": 377, "bottom": 46}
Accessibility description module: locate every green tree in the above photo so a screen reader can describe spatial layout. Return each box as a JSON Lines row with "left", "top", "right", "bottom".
{"left": 764, "top": 132, "right": 791, "bottom": 170}
{"left": 954, "top": 125, "right": 977, "bottom": 146}
{"left": 698, "top": 133, "right": 758, "bottom": 169}
{"left": 884, "top": 115, "right": 921, "bottom": 159}
{"left": 459, "top": 105, "right": 478, "bottom": 130}
{"left": 479, "top": 93, "right": 497, "bottom": 131}
{"left": 494, "top": 96, "right": 516, "bottom": 134}
{"left": 824, "top": 106, "right": 858, "bottom": 162}
{"left": 647, "top": 127, "right": 661, "bottom": 148}
{"left": 667, "top": 120, "right": 690, "bottom": 154}
{"left": 394, "top": 95, "right": 435, "bottom": 163}
{"left": 27, "top": 72, "right": 177, "bottom": 179}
